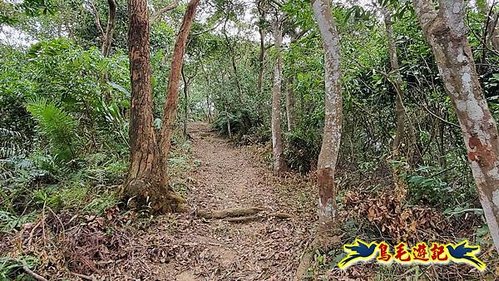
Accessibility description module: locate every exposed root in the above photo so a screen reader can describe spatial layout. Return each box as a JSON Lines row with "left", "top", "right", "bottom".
{"left": 71, "top": 272, "right": 96, "bottom": 280}
{"left": 269, "top": 212, "right": 293, "bottom": 219}
{"left": 196, "top": 207, "right": 264, "bottom": 219}
{"left": 225, "top": 215, "right": 261, "bottom": 223}
{"left": 121, "top": 179, "right": 187, "bottom": 213}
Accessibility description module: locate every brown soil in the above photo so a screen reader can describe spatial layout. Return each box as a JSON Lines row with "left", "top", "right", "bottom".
{"left": 134, "top": 122, "right": 317, "bottom": 280}
{"left": 4, "top": 122, "right": 499, "bottom": 280}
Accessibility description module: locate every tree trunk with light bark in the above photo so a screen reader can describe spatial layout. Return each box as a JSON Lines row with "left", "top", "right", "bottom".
{"left": 413, "top": 0, "right": 499, "bottom": 254}
{"left": 312, "top": 0, "right": 342, "bottom": 223}
{"left": 271, "top": 17, "right": 286, "bottom": 175}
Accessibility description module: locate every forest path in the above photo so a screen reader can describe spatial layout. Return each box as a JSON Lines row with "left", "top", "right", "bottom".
{"left": 156, "top": 122, "right": 315, "bottom": 281}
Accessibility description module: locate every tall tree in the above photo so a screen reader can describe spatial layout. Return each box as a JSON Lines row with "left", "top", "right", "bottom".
{"left": 158, "top": 0, "right": 200, "bottom": 184}
{"left": 312, "top": 0, "right": 342, "bottom": 222}
{"left": 271, "top": 14, "right": 286, "bottom": 175}
{"left": 382, "top": 6, "right": 405, "bottom": 156}
{"left": 381, "top": 3, "right": 408, "bottom": 203}
{"left": 256, "top": 0, "right": 267, "bottom": 94}
{"left": 413, "top": 0, "right": 499, "bottom": 253}
{"left": 124, "top": 0, "right": 200, "bottom": 213}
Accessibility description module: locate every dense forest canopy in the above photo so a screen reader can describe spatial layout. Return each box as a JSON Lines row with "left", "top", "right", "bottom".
{"left": 1, "top": 0, "right": 499, "bottom": 280}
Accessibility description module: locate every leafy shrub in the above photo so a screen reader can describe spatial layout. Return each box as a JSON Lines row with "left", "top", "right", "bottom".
{"left": 284, "top": 129, "right": 321, "bottom": 173}
{"left": 213, "top": 108, "right": 262, "bottom": 139}
{"left": 405, "top": 165, "right": 476, "bottom": 208}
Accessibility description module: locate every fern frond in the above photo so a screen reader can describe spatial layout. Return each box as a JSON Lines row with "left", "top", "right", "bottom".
{"left": 26, "top": 98, "right": 78, "bottom": 161}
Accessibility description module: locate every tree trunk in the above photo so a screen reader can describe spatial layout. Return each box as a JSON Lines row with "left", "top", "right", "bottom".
{"left": 257, "top": 0, "right": 266, "bottom": 95}
{"left": 414, "top": 0, "right": 499, "bottom": 254}
{"left": 383, "top": 6, "right": 407, "bottom": 203}
{"left": 383, "top": 7, "right": 405, "bottom": 156}
{"left": 102, "top": 0, "right": 117, "bottom": 57}
{"left": 124, "top": 0, "right": 180, "bottom": 213}
{"left": 285, "top": 76, "right": 296, "bottom": 132}
{"left": 223, "top": 20, "right": 243, "bottom": 103}
{"left": 158, "top": 0, "right": 200, "bottom": 186}
{"left": 312, "top": 0, "right": 343, "bottom": 222}
{"left": 479, "top": 0, "right": 499, "bottom": 52}
{"left": 271, "top": 17, "right": 285, "bottom": 175}
{"left": 182, "top": 66, "right": 188, "bottom": 138}
{"left": 123, "top": 0, "right": 199, "bottom": 214}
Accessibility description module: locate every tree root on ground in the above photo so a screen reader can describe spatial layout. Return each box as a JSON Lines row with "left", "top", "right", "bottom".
{"left": 195, "top": 207, "right": 293, "bottom": 222}
{"left": 196, "top": 207, "right": 265, "bottom": 219}
{"left": 225, "top": 215, "right": 261, "bottom": 223}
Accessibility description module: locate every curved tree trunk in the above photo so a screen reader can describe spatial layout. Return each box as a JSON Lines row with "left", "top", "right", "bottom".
{"left": 413, "top": 0, "right": 499, "bottom": 254}
{"left": 158, "top": 0, "right": 200, "bottom": 185}
{"left": 271, "top": 17, "right": 286, "bottom": 175}
{"left": 102, "top": 0, "right": 117, "bottom": 57}
{"left": 312, "top": 0, "right": 343, "bottom": 223}
{"left": 295, "top": 2, "right": 344, "bottom": 278}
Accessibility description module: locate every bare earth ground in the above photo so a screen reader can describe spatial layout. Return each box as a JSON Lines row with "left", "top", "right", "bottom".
{"left": 4, "top": 122, "right": 499, "bottom": 280}
{"left": 126, "top": 122, "right": 317, "bottom": 280}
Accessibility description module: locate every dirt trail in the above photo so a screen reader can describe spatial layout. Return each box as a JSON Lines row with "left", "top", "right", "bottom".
{"left": 153, "top": 122, "right": 315, "bottom": 281}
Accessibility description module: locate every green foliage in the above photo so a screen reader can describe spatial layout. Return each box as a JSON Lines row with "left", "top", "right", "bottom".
{"left": 0, "top": 256, "right": 39, "bottom": 281}
{"left": 213, "top": 108, "right": 262, "bottom": 138}
{"left": 405, "top": 164, "right": 476, "bottom": 208}
{"left": 26, "top": 98, "right": 78, "bottom": 162}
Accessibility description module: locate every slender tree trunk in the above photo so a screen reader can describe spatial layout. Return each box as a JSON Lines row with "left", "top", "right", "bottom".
{"left": 102, "top": 0, "right": 117, "bottom": 57}
{"left": 258, "top": 26, "right": 265, "bottom": 94}
{"left": 182, "top": 66, "right": 188, "bottom": 138}
{"left": 295, "top": 2, "right": 344, "bottom": 278}
{"left": 285, "top": 76, "right": 296, "bottom": 131}
{"left": 480, "top": 0, "right": 499, "bottom": 51}
{"left": 383, "top": 7, "right": 405, "bottom": 156}
{"left": 223, "top": 20, "right": 243, "bottom": 103}
{"left": 257, "top": 2, "right": 266, "bottom": 95}
{"left": 312, "top": 0, "right": 343, "bottom": 222}
{"left": 158, "top": 0, "right": 200, "bottom": 186}
{"left": 383, "top": 7, "right": 407, "bottom": 203}
{"left": 414, "top": 0, "right": 499, "bottom": 254}
{"left": 271, "top": 17, "right": 285, "bottom": 175}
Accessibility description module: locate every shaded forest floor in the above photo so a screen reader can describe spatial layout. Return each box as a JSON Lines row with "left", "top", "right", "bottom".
{"left": 2, "top": 123, "right": 499, "bottom": 280}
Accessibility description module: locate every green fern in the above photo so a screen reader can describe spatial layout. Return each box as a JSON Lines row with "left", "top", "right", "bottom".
{"left": 26, "top": 98, "right": 77, "bottom": 161}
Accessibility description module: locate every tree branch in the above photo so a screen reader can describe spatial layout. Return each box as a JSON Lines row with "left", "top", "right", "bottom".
{"left": 89, "top": 0, "right": 104, "bottom": 36}
{"left": 151, "top": 0, "right": 179, "bottom": 23}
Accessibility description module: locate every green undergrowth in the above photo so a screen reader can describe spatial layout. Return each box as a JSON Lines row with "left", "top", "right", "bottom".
{"left": 0, "top": 131, "right": 194, "bottom": 234}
